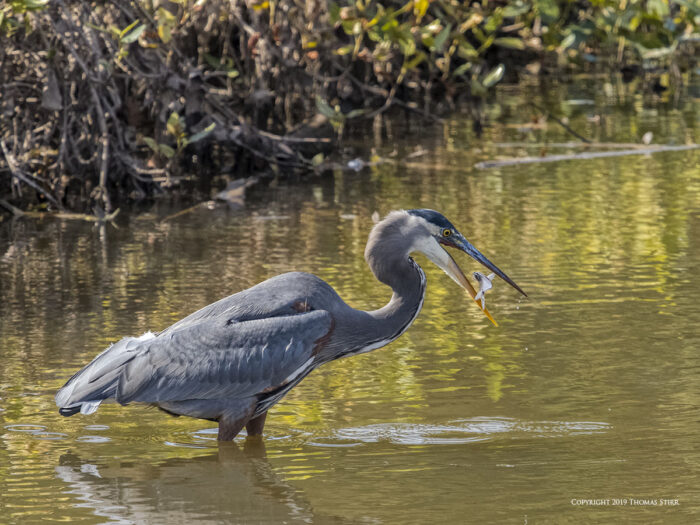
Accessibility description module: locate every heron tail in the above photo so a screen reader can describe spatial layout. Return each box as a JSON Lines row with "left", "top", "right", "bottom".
{"left": 55, "top": 332, "right": 155, "bottom": 417}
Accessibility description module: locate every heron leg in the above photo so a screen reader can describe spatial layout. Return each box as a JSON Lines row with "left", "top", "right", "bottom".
{"left": 217, "top": 416, "right": 247, "bottom": 441}
{"left": 245, "top": 412, "right": 267, "bottom": 436}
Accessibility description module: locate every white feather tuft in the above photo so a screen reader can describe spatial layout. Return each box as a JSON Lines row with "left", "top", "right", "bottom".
{"left": 80, "top": 400, "right": 102, "bottom": 415}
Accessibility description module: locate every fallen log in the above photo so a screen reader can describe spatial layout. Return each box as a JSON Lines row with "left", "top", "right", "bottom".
{"left": 475, "top": 144, "right": 699, "bottom": 169}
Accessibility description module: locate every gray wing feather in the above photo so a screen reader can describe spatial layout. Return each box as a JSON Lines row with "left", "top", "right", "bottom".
{"left": 158, "top": 272, "right": 338, "bottom": 334}
{"left": 115, "top": 310, "right": 331, "bottom": 405}
{"left": 56, "top": 272, "right": 339, "bottom": 415}
{"left": 55, "top": 332, "right": 155, "bottom": 408}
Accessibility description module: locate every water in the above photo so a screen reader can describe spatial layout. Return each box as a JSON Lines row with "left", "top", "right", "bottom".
{"left": 1, "top": 80, "right": 699, "bottom": 523}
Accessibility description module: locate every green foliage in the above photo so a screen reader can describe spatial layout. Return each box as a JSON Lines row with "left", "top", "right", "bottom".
{"left": 328, "top": 0, "right": 698, "bottom": 99}
{"left": 156, "top": 6, "right": 176, "bottom": 44}
{"left": 1, "top": 0, "right": 48, "bottom": 35}
{"left": 143, "top": 115, "right": 215, "bottom": 161}
{"left": 86, "top": 19, "right": 146, "bottom": 62}
{"left": 315, "top": 96, "right": 365, "bottom": 136}
{"left": 203, "top": 54, "right": 240, "bottom": 78}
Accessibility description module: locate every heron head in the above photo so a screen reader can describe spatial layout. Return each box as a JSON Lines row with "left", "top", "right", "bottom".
{"left": 406, "top": 209, "right": 527, "bottom": 325}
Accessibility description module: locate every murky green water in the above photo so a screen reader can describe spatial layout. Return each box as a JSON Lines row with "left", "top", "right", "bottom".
{"left": 1, "top": 81, "right": 699, "bottom": 523}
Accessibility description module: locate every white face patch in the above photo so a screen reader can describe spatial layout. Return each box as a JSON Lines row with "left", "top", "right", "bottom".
{"left": 410, "top": 234, "right": 451, "bottom": 270}
{"left": 407, "top": 218, "right": 469, "bottom": 291}
{"left": 406, "top": 214, "right": 451, "bottom": 269}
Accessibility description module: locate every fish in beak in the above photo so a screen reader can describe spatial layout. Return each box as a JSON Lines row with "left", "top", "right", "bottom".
{"left": 473, "top": 272, "right": 495, "bottom": 309}
{"left": 436, "top": 234, "right": 527, "bottom": 326}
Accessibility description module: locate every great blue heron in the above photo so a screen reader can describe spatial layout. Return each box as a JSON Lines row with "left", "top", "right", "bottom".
{"left": 56, "top": 209, "right": 526, "bottom": 440}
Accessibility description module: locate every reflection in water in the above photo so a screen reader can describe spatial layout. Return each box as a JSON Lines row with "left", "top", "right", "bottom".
{"left": 55, "top": 440, "right": 327, "bottom": 525}
{"left": 51, "top": 419, "right": 613, "bottom": 524}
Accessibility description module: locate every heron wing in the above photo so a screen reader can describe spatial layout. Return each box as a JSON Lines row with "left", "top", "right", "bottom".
{"left": 158, "top": 272, "right": 338, "bottom": 335}
{"left": 115, "top": 310, "right": 332, "bottom": 405}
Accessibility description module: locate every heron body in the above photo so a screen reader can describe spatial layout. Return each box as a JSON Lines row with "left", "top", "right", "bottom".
{"left": 56, "top": 210, "right": 526, "bottom": 440}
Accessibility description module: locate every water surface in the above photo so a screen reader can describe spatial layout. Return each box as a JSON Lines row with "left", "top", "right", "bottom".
{"left": 1, "top": 80, "right": 699, "bottom": 523}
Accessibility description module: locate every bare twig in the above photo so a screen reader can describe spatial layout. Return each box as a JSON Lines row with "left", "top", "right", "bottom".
{"left": 256, "top": 130, "right": 332, "bottom": 144}
{"left": 530, "top": 102, "right": 591, "bottom": 143}
{"left": 0, "top": 198, "right": 25, "bottom": 216}
{"left": 160, "top": 201, "right": 211, "bottom": 223}
{"left": 90, "top": 86, "right": 112, "bottom": 212}
{"left": 1, "top": 139, "right": 61, "bottom": 208}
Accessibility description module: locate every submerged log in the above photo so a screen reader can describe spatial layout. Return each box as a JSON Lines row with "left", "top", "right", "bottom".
{"left": 475, "top": 144, "right": 700, "bottom": 169}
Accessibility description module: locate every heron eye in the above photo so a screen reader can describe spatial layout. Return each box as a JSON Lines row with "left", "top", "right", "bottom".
{"left": 443, "top": 229, "right": 452, "bottom": 237}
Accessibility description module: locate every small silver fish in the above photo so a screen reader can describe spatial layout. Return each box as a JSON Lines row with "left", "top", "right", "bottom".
{"left": 473, "top": 272, "right": 495, "bottom": 309}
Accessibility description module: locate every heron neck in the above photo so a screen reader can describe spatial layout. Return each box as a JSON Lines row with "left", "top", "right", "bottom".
{"left": 364, "top": 256, "right": 426, "bottom": 342}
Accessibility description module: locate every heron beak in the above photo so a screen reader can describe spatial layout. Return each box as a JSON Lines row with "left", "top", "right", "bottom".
{"left": 438, "top": 236, "right": 526, "bottom": 326}
{"left": 454, "top": 236, "right": 527, "bottom": 298}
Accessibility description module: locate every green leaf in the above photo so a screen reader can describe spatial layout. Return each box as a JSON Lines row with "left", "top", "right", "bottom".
{"left": 23, "top": 0, "right": 49, "bottom": 11}
{"left": 156, "top": 7, "right": 176, "bottom": 44}
{"left": 414, "top": 0, "right": 429, "bottom": 19}
{"left": 482, "top": 64, "right": 505, "bottom": 87}
{"left": 329, "top": 2, "right": 340, "bottom": 24}
{"left": 637, "top": 42, "right": 678, "bottom": 59}
{"left": 188, "top": 123, "right": 216, "bottom": 144}
{"left": 315, "top": 96, "right": 337, "bottom": 119}
{"left": 120, "top": 20, "right": 139, "bottom": 38}
{"left": 646, "top": 0, "right": 669, "bottom": 18}
{"left": 340, "top": 20, "right": 356, "bottom": 35}
{"left": 479, "top": 35, "right": 495, "bottom": 52}
{"left": 143, "top": 137, "right": 159, "bottom": 153}
{"left": 503, "top": 3, "right": 530, "bottom": 17}
{"left": 346, "top": 109, "right": 367, "bottom": 119}
{"left": 121, "top": 24, "right": 145, "bottom": 44}
{"left": 403, "top": 51, "right": 426, "bottom": 71}
{"left": 166, "top": 112, "right": 185, "bottom": 138}
{"left": 452, "top": 62, "right": 473, "bottom": 78}
{"left": 399, "top": 35, "right": 416, "bottom": 56}
{"left": 535, "top": 0, "right": 560, "bottom": 24}
{"left": 159, "top": 144, "right": 175, "bottom": 158}
{"left": 334, "top": 44, "right": 354, "bottom": 56}
{"left": 559, "top": 33, "right": 577, "bottom": 50}
{"left": 484, "top": 11, "right": 503, "bottom": 33}
{"left": 457, "top": 41, "right": 478, "bottom": 59}
{"left": 204, "top": 53, "right": 220, "bottom": 68}
{"left": 85, "top": 22, "right": 111, "bottom": 35}
{"left": 493, "top": 37, "right": 525, "bottom": 50}
{"left": 470, "top": 77, "right": 486, "bottom": 97}
{"left": 311, "top": 153, "right": 325, "bottom": 167}
{"left": 433, "top": 24, "right": 452, "bottom": 52}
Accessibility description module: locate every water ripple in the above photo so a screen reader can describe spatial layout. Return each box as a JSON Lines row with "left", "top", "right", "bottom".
{"left": 4, "top": 424, "right": 47, "bottom": 433}
{"left": 34, "top": 432, "right": 68, "bottom": 440}
{"left": 76, "top": 435, "right": 111, "bottom": 443}
{"left": 83, "top": 425, "right": 110, "bottom": 431}
{"left": 310, "top": 417, "right": 611, "bottom": 446}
